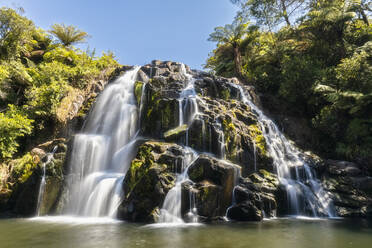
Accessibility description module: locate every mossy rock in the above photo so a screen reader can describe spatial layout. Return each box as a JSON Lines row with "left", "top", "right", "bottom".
{"left": 184, "top": 155, "right": 241, "bottom": 221}
{"left": 3, "top": 139, "right": 67, "bottom": 216}
{"left": 118, "top": 141, "right": 187, "bottom": 222}
{"left": 164, "top": 124, "right": 188, "bottom": 142}
{"left": 248, "top": 124, "right": 267, "bottom": 156}
{"left": 134, "top": 81, "right": 144, "bottom": 106}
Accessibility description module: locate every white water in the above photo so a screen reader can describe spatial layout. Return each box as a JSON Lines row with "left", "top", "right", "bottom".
{"left": 158, "top": 64, "right": 199, "bottom": 223}
{"left": 64, "top": 67, "right": 141, "bottom": 217}
{"left": 230, "top": 83, "right": 335, "bottom": 217}
{"left": 46, "top": 62, "right": 333, "bottom": 222}
{"left": 36, "top": 146, "right": 58, "bottom": 216}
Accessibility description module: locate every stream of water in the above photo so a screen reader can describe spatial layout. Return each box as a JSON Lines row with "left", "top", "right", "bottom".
{"left": 230, "top": 83, "right": 335, "bottom": 217}
{"left": 63, "top": 67, "right": 141, "bottom": 217}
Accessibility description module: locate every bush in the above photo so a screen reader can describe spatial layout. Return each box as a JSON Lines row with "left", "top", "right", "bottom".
{"left": 0, "top": 105, "right": 33, "bottom": 159}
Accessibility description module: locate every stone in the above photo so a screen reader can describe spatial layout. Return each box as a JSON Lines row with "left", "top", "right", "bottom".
{"left": 227, "top": 202, "right": 263, "bottom": 221}
{"left": 164, "top": 124, "right": 188, "bottom": 142}
{"left": 226, "top": 170, "right": 282, "bottom": 221}
{"left": 181, "top": 155, "right": 241, "bottom": 221}
{"left": 137, "top": 69, "right": 149, "bottom": 83}
{"left": 118, "top": 141, "right": 187, "bottom": 222}
{"left": 326, "top": 160, "right": 363, "bottom": 177}
{"left": 3, "top": 139, "right": 67, "bottom": 216}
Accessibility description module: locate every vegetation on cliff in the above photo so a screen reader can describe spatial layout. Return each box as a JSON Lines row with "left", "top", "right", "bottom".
{"left": 207, "top": 0, "right": 372, "bottom": 162}
{"left": 0, "top": 7, "right": 120, "bottom": 161}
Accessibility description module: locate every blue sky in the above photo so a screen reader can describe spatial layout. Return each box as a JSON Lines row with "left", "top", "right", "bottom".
{"left": 2, "top": 0, "right": 238, "bottom": 69}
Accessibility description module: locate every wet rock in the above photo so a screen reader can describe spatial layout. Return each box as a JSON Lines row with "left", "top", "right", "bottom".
{"left": 137, "top": 69, "right": 149, "bottom": 83}
{"left": 164, "top": 124, "right": 188, "bottom": 142}
{"left": 186, "top": 97, "right": 272, "bottom": 176}
{"left": 227, "top": 201, "right": 263, "bottom": 221}
{"left": 227, "top": 170, "right": 281, "bottom": 221}
{"left": 181, "top": 155, "right": 241, "bottom": 221}
{"left": 118, "top": 141, "right": 188, "bottom": 222}
{"left": 322, "top": 160, "right": 372, "bottom": 218}
{"left": 3, "top": 139, "right": 67, "bottom": 216}
{"left": 326, "top": 160, "right": 363, "bottom": 177}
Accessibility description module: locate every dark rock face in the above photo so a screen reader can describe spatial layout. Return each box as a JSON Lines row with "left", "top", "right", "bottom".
{"left": 118, "top": 141, "right": 186, "bottom": 222}
{"left": 1, "top": 139, "right": 67, "bottom": 216}
{"left": 181, "top": 155, "right": 241, "bottom": 221}
{"left": 117, "top": 61, "right": 372, "bottom": 222}
{"left": 135, "top": 61, "right": 271, "bottom": 176}
{"left": 322, "top": 160, "right": 372, "bottom": 218}
{"left": 227, "top": 170, "right": 282, "bottom": 221}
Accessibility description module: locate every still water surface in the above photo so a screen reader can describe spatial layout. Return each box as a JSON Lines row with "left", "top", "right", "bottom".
{"left": 0, "top": 217, "right": 371, "bottom": 248}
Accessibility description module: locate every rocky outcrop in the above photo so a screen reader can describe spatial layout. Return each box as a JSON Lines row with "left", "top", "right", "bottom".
{"left": 134, "top": 61, "right": 271, "bottom": 176}
{"left": 118, "top": 141, "right": 186, "bottom": 222}
{"left": 181, "top": 155, "right": 241, "bottom": 222}
{"left": 227, "top": 170, "right": 282, "bottom": 221}
{"left": 322, "top": 160, "right": 372, "bottom": 218}
{"left": 0, "top": 139, "right": 67, "bottom": 216}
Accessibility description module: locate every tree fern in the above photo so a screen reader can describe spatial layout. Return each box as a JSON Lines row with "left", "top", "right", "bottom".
{"left": 49, "top": 24, "right": 89, "bottom": 47}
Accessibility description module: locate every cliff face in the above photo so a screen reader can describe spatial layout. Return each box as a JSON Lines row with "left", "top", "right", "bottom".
{"left": 1, "top": 60, "right": 371, "bottom": 221}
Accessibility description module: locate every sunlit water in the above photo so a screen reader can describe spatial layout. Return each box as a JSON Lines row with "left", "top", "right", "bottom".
{"left": 0, "top": 218, "right": 371, "bottom": 248}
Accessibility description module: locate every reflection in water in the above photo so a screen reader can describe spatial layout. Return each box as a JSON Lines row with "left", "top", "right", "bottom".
{"left": 0, "top": 219, "right": 371, "bottom": 248}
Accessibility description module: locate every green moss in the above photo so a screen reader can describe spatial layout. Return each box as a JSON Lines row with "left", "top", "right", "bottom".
{"left": 77, "top": 95, "right": 96, "bottom": 117}
{"left": 126, "top": 144, "right": 154, "bottom": 195}
{"left": 249, "top": 124, "right": 267, "bottom": 156}
{"left": 134, "top": 81, "right": 144, "bottom": 106}
{"left": 220, "top": 88, "right": 231, "bottom": 100}
{"left": 201, "top": 186, "right": 211, "bottom": 201}
{"left": 222, "top": 116, "right": 238, "bottom": 160}
{"left": 162, "top": 103, "right": 172, "bottom": 128}
{"left": 10, "top": 153, "right": 37, "bottom": 184}
{"left": 164, "top": 124, "right": 188, "bottom": 139}
{"left": 189, "top": 164, "right": 204, "bottom": 181}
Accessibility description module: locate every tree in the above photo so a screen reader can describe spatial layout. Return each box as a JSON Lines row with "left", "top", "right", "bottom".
{"left": 49, "top": 24, "right": 89, "bottom": 47}
{"left": 231, "top": 0, "right": 308, "bottom": 28}
{"left": 354, "top": 0, "right": 371, "bottom": 25}
{"left": 0, "top": 7, "right": 35, "bottom": 59}
{"left": 208, "top": 17, "right": 255, "bottom": 80}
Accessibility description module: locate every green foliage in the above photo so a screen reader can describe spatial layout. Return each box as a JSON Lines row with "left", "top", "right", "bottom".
{"left": 9, "top": 152, "right": 37, "bottom": 184}
{"left": 0, "top": 105, "right": 33, "bottom": 159}
{"left": 209, "top": 0, "right": 372, "bottom": 161}
{"left": 49, "top": 24, "right": 89, "bottom": 47}
{"left": 231, "top": 0, "right": 307, "bottom": 27}
{"left": 208, "top": 16, "right": 251, "bottom": 45}
{"left": 0, "top": 7, "right": 35, "bottom": 59}
{"left": 26, "top": 79, "right": 69, "bottom": 117}
{"left": 0, "top": 8, "right": 120, "bottom": 162}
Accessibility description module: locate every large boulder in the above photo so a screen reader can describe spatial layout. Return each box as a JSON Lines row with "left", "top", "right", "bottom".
{"left": 227, "top": 170, "right": 282, "bottom": 221}
{"left": 118, "top": 141, "right": 188, "bottom": 222}
{"left": 322, "top": 160, "right": 372, "bottom": 218}
{"left": 181, "top": 155, "right": 241, "bottom": 222}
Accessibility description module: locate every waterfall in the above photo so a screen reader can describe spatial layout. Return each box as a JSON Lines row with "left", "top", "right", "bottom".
{"left": 64, "top": 67, "right": 141, "bottom": 217}
{"left": 158, "top": 64, "right": 199, "bottom": 223}
{"left": 36, "top": 146, "right": 58, "bottom": 216}
{"left": 158, "top": 147, "right": 198, "bottom": 223}
{"left": 58, "top": 62, "right": 333, "bottom": 222}
{"left": 230, "top": 83, "right": 335, "bottom": 217}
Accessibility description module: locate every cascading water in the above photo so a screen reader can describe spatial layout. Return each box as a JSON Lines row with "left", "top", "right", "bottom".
{"left": 158, "top": 147, "right": 198, "bottom": 223}
{"left": 36, "top": 146, "right": 58, "bottom": 216}
{"left": 52, "top": 61, "right": 332, "bottom": 222}
{"left": 230, "top": 83, "right": 335, "bottom": 217}
{"left": 64, "top": 67, "right": 141, "bottom": 217}
{"left": 158, "top": 64, "right": 200, "bottom": 223}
